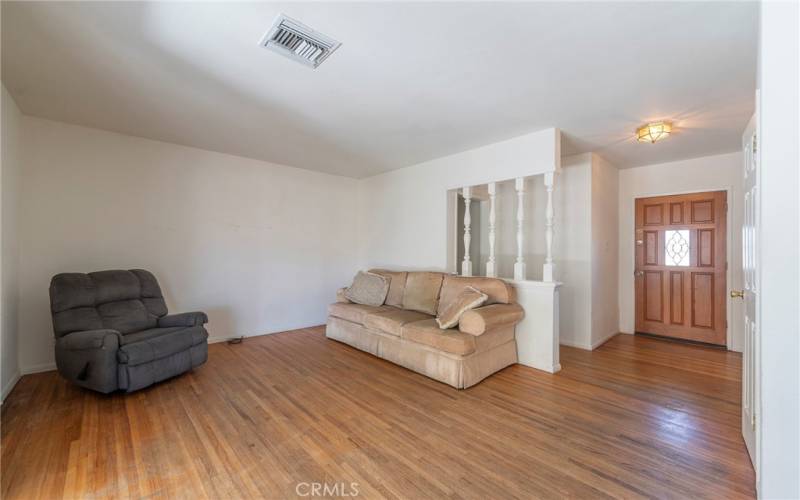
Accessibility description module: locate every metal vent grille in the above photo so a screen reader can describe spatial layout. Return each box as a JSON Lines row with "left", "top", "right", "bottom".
{"left": 259, "top": 14, "right": 341, "bottom": 68}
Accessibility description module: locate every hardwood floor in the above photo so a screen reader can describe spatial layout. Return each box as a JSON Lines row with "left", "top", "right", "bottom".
{"left": 1, "top": 328, "right": 755, "bottom": 499}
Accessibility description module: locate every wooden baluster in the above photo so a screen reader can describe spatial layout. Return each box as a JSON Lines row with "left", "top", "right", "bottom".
{"left": 486, "top": 182, "right": 497, "bottom": 277}
{"left": 514, "top": 178, "right": 526, "bottom": 281}
{"left": 543, "top": 172, "right": 556, "bottom": 282}
{"left": 462, "top": 186, "right": 473, "bottom": 276}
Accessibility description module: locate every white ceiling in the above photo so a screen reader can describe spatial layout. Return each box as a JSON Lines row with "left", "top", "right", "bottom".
{"left": 1, "top": 2, "right": 758, "bottom": 177}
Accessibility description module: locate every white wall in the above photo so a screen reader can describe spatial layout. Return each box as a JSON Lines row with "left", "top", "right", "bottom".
{"left": 357, "top": 128, "right": 560, "bottom": 271}
{"left": 617, "top": 152, "right": 744, "bottom": 351}
{"left": 16, "top": 118, "right": 360, "bottom": 373}
{"left": 1, "top": 86, "right": 22, "bottom": 400}
{"left": 758, "top": 1, "right": 799, "bottom": 496}
{"left": 590, "top": 154, "right": 619, "bottom": 348}
{"left": 554, "top": 153, "right": 619, "bottom": 350}
{"left": 554, "top": 155, "right": 592, "bottom": 348}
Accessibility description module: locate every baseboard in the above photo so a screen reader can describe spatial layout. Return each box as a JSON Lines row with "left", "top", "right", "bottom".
{"left": 591, "top": 331, "right": 619, "bottom": 350}
{"left": 1, "top": 372, "right": 21, "bottom": 403}
{"left": 20, "top": 362, "right": 57, "bottom": 375}
{"left": 559, "top": 338, "right": 593, "bottom": 350}
{"left": 208, "top": 325, "right": 324, "bottom": 345}
{"left": 560, "top": 332, "right": 620, "bottom": 351}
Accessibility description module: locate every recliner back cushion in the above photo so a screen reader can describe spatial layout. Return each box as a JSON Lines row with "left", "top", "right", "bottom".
{"left": 50, "top": 269, "right": 168, "bottom": 336}
{"left": 402, "top": 272, "right": 444, "bottom": 315}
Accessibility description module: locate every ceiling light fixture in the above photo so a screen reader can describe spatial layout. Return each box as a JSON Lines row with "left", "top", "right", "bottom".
{"left": 637, "top": 121, "right": 673, "bottom": 143}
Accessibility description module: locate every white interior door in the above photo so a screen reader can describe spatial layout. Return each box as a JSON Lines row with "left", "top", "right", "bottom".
{"left": 740, "top": 112, "right": 759, "bottom": 471}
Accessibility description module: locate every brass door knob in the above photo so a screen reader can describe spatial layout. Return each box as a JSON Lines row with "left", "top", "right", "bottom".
{"left": 730, "top": 290, "right": 745, "bottom": 299}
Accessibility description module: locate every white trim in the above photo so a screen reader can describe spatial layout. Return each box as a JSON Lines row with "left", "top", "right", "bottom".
{"left": 208, "top": 324, "right": 323, "bottom": 345}
{"left": 1, "top": 372, "right": 21, "bottom": 402}
{"left": 20, "top": 362, "right": 56, "bottom": 375}
{"left": 624, "top": 186, "right": 736, "bottom": 351}
{"left": 591, "top": 330, "right": 619, "bottom": 350}
{"left": 559, "top": 338, "right": 593, "bottom": 350}
{"left": 506, "top": 279, "right": 562, "bottom": 289}
{"left": 559, "top": 332, "right": 617, "bottom": 351}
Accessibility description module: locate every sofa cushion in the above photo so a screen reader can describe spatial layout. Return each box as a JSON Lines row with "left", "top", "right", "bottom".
{"left": 117, "top": 326, "right": 207, "bottom": 366}
{"left": 363, "top": 308, "right": 433, "bottom": 337}
{"left": 402, "top": 272, "right": 444, "bottom": 315}
{"left": 438, "top": 275, "right": 516, "bottom": 314}
{"left": 345, "top": 271, "right": 390, "bottom": 306}
{"left": 401, "top": 319, "right": 476, "bottom": 356}
{"left": 369, "top": 270, "right": 408, "bottom": 308}
{"left": 436, "top": 286, "right": 488, "bottom": 329}
{"left": 328, "top": 302, "right": 392, "bottom": 325}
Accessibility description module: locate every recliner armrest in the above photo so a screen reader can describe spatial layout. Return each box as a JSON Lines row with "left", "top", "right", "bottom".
{"left": 458, "top": 303, "right": 524, "bottom": 336}
{"left": 57, "top": 329, "right": 121, "bottom": 351}
{"left": 158, "top": 311, "right": 208, "bottom": 328}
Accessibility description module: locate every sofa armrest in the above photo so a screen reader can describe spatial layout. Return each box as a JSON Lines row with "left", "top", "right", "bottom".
{"left": 57, "top": 329, "right": 121, "bottom": 351}
{"left": 158, "top": 311, "right": 208, "bottom": 328}
{"left": 459, "top": 303, "right": 524, "bottom": 336}
{"left": 336, "top": 287, "right": 352, "bottom": 303}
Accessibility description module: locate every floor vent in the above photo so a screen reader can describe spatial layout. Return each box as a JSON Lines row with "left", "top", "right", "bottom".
{"left": 259, "top": 14, "right": 341, "bottom": 69}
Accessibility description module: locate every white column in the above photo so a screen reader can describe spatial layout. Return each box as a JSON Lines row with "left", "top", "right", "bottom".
{"left": 461, "top": 186, "right": 473, "bottom": 276}
{"left": 513, "top": 177, "right": 526, "bottom": 281}
{"left": 485, "top": 182, "right": 497, "bottom": 277}
{"left": 543, "top": 171, "right": 556, "bottom": 282}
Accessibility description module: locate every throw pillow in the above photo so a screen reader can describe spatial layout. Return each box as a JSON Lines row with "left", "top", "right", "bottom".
{"left": 435, "top": 286, "right": 488, "bottom": 329}
{"left": 345, "top": 271, "right": 389, "bottom": 307}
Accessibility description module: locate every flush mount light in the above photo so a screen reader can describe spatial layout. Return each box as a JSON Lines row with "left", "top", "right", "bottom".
{"left": 637, "top": 121, "right": 673, "bottom": 143}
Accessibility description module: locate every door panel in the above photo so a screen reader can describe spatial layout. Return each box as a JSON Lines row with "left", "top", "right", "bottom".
{"left": 644, "top": 271, "right": 663, "bottom": 322}
{"left": 741, "top": 113, "right": 758, "bottom": 469}
{"left": 670, "top": 272, "right": 683, "bottom": 323}
{"left": 691, "top": 272, "right": 714, "bottom": 329}
{"left": 635, "top": 191, "right": 727, "bottom": 345}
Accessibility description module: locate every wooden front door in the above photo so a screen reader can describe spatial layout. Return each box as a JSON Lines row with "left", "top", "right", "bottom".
{"left": 634, "top": 191, "right": 727, "bottom": 345}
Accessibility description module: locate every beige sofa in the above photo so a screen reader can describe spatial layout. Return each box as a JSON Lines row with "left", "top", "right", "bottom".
{"left": 325, "top": 270, "right": 524, "bottom": 389}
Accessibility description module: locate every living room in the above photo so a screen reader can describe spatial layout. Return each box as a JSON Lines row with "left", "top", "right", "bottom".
{"left": 1, "top": 2, "right": 798, "bottom": 499}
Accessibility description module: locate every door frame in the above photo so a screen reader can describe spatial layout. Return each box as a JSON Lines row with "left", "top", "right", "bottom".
{"left": 624, "top": 186, "right": 738, "bottom": 350}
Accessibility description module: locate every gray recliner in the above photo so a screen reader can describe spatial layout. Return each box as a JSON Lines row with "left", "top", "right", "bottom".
{"left": 49, "top": 269, "right": 208, "bottom": 393}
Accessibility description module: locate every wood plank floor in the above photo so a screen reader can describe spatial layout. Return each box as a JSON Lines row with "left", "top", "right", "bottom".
{"left": 1, "top": 327, "right": 755, "bottom": 499}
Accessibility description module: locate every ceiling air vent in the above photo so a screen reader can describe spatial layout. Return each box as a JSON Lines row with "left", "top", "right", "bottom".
{"left": 259, "top": 14, "right": 341, "bottom": 69}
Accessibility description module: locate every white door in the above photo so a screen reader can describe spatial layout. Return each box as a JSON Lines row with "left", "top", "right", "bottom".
{"left": 740, "top": 112, "right": 759, "bottom": 471}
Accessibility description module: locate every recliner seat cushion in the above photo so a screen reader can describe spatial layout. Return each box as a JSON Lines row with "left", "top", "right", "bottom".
{"left": 401, "top": 319, "right": 476, "bottom": 356}
{"left": 327, "top": 303, "right": 393, "bottom": 325}
{"left": 363, "top": 308, "right": 433, "bottom": 337}
{"left": 117, "top": 326, "right": 207, "bottom": 366}
{"left": 121, "top": 326, "right": 186, "bottom": 345}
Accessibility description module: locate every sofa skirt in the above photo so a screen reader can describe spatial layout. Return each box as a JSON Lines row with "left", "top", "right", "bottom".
{"left": 325, "top": 316, "right": 517, "bottom": 389}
